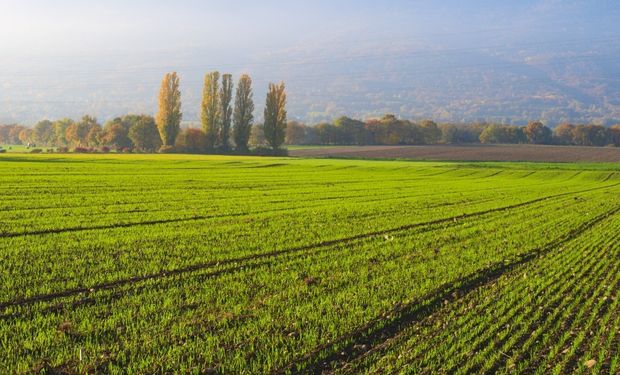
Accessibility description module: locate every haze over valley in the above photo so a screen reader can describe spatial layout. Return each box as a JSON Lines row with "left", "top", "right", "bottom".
{"left": 1, "top": 0, "right": 620, "bottom": 125}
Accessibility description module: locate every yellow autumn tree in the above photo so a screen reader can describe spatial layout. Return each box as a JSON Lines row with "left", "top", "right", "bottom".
{"left": 263, "top": 82, "right": 287, "bottom": 150}
{"left": 201, "top": 71, "right": 220, "bottom": 150}
{"left": 156, "top": 72, "right": 182, "bottom": 149}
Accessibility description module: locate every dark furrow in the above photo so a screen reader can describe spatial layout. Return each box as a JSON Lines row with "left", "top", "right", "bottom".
{"left": 345, "top": 231, "right": 609, "bottom": 375}
{"left": 556, "top": 274, "right": 620, "bottom": 373}
{"left": 0, "top": 260, "right": 274, "bottom": 321}
{"left": 274, "top": 204, "right": 620, "bottom": 375}
{"left": 477, "top": 252, "right": 619, "bottom": 374}
{"left": 0, "top": 188, "right": 594, "bottom": 311}
{"left": 3, "top": 180, "right": 616, "bottom": 240}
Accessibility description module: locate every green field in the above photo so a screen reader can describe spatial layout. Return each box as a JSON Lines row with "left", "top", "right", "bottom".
{"left": 1, "top": 154, "right": 619, "bottom": 374}
{"left": 0, "top": 144, "right": 31, "bottom": 153}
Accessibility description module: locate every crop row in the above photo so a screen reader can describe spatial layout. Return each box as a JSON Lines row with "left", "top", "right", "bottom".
{"left": 345, "top": 209, "right": 620, "bottom": 374}
{"left": 1, "top": 193, "right": 618, "bottom": 372}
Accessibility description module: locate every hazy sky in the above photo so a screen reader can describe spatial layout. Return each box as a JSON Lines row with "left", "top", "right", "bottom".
{"left": 3, "top": 0, "right": 617, "bottom": 59}
{"left": 1, "top": 1, "right": 619, "bottom": 123}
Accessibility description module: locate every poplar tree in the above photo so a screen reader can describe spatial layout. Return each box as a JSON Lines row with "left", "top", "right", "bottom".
{"left": 155, "top": 72, "right": 182, "bottom": 148}
{"left": 263, "top": 82, "right": 287, "bottom": 150}
{"left": 219, "top": 74, "right": 233, "bottom": 151}
{"left": 233, "top": 74, "right": 255, "bottom": 151}
{"left": 201, "top": 71, "right": 220, "bottom": 150}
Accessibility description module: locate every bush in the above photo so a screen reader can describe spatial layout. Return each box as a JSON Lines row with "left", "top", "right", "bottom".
{"left": 30, "top": 148, "right": 43, "bottom": 153}
{"left": 252, "top": 147, "right": 289, "bottom": 156}
{"left": 121, "top": 147, "right": 133, "bottom": 153}
{"left": 158, "top": 145, "right": 176, "bottom": 153}
{"left": 100, "top": 146, "right": 111, "bottom": 153}
{"left": 0, "top": 149, "right": 6, "bottom": 153}
{"left": 58, "top": 147, "right": 69, "bottom": 153}
{"left": 46, "top": 149, "right": 54, "bottom": 153}
{"left": 74, "top": 147, "right": 89, "bottom": 153}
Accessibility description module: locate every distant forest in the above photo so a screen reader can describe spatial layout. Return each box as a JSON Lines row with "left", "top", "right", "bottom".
{"left": 2, "top": 71, "right": 620, "bottom": 154}
{"left": 282, "top": 115, "right": 620, "bottom": 148}
{"left": 3, "top": 114, "right": 620, "bottom": 154}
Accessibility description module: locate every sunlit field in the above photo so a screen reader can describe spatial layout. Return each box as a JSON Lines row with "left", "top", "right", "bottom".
{"left": 1, "top": 154, "right": 619, "bottom": 373}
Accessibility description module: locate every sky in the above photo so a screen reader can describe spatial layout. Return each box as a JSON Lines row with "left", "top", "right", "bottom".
{"left": 4, "top": 0, "right": 616, "bottom": 57}
{"left": 1, "top": 0, "right": 619, "bottom": 123}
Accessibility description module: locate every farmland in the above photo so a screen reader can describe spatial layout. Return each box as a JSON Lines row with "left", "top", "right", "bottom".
{"left": 289, "top": 144, "right": 620, "bottom": 163}
{"left": 0, "top": 153, "right": 619, "bottom": 373}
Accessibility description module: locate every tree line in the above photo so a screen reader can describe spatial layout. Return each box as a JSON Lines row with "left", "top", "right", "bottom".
{"left": 0, "top": 72, "right": 289, "bottom": 154}
{"left": 152, "top": 71, "right": 288, "bottom": 154}
{"left": 4, "top": 88, "right": 620, "bottom": 152}
{"left": 281, "top": 115, "right": 620, "bottom": 147}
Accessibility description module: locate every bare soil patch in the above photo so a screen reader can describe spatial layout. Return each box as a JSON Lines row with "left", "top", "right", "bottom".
{"left": 289, "top": 144, "right": 620, "bottom": 162}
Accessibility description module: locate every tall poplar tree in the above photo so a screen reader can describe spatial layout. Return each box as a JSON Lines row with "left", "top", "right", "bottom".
{"left": 233, "top": 74, "right": 255, "bottom": 151}
{"left": 201, "top": 71, "right": 220, "bottom": 150}
{"left": 155, "top": 72, "right": 182, "bottom": 148}
{"left": 263, "top": 82, "right": 287, "bottom": 150}
{"left": 219, "top": 74, "right": 233, "bottom": 151}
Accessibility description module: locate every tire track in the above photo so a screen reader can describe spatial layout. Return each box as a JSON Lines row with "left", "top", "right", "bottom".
{"left": 3, "top": 181, "right": 617, "bottom": 240}
{"left": 274, "top": 204, "right": 620, "bottom": 374}
{"left": 341, "top": 229, "right": 612, "bottom": 374}
{"left": 0, "top": 187, "right": 605, "bottom": 311}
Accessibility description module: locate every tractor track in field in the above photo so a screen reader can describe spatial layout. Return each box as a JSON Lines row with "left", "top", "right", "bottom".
{"left": 338, "top": 230, "right": 614, "bottom": 374}
{"left": 0, "top": 197, "right": 549, "bottom": 321}
{"left": 0, "top": 190, "right": 485, "bottom": 238}
{"left": 0, "top": 260, "right": 275, "bottom": 321}
{"left": 2, "top": 180, "right": 616, "bottom": 239}
{"left": 1, "top": 184, "right": 618, "bottom": 312}
{"left": 463, "top": 253, "right": 619, "bottom": 374}
{"left": 274, "top": 203, "right": 620, "bottom": 374}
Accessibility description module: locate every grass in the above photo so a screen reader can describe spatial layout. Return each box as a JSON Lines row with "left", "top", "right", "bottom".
{"left": 0, "top": 144, "right": 30, "bottom": 153}
{"left": 0, "top": 153, "right": 618, "bottom": 373}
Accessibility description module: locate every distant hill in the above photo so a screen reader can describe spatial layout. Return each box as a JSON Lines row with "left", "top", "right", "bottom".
{"left": 1, "top": 1, "right": 619, "bottom": 125}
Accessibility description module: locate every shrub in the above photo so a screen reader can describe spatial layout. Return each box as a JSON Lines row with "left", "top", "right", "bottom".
{"left": 0, "top": 149, "right": 6, "bottom": 153}
{"left": 252, "top": 147, "right": 289, "bottom": 156}
{"left": 74, "top": 147, "right": 89, "bottom": 153}
{"left": 58, "top": 147, "right": 69, "bottom": 153}
{"left": 30, "top": 148, "right": 43, "bottom": 153}
{"left": 175, "top": 128, "right": 206, "bottom": 154}
{"left": 121, "top": 147, "right": 133, "bottom": 153}
{"left": 100, "top": 146, "right": 111, "bottom": 153}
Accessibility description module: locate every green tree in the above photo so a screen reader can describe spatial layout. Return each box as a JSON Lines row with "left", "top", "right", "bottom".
{"left": 102, "top": 118, "right": 132, "bottom": 149}
{"left": 263, "top": 82, "right": 287, "bottom": 150}
{"left": 33, "top": 120, "right": 55, "bottom": 146}
{"left": 608, "top": 125, "right": 620, "bottom": 146}
{"left": 53, "top": 119, "right": 74, "bottom": 147}
{"left": 479, "top": 124, "right": 509, "bottom": 144}
{"left": 333, "top": 116, "right": 365, "bottom": 145}
{"left": 420, "top": 120, "right": 441, "bottom": 144}
{"left": 285, "top": 121, "right": 307, "bottom": 145}
{"left": 524, "top": 121, "right": 552, "bottom": 144}
{"left": 66, "top": 115, "right": 98, "bottom": 147}
{"left": 553, "top": 123, "right": 575, "bottom": 145}
{"left": 128, "top": 116, "right": 162, "bottom": 152}
{"left": 175, "top": 128, "right": 207, "bottom": 154}
{"left": 249, "top": 124, "right": 266, "bottom": 147}
{"left": 233, "top": 74, "right": 255, "bottom": 151}
{"left": 86, "top": 123, "right": 103, "bottom": 147}
{"left": 219, "top": 74, "right": 233, "bottom": 151}
{"left": 19, "top": 128, "right": 33, "bottom": 145}
{"left": 156, "top": 72, "right": 182, "bottom": 148}
{"left": 8, "top": 125, "right": 26, "bottom": 144}
{"left": 201, "top": 71, "right": 220, "bottom": 150}
{"left": 439, "top": 124, "right": 457, "bottom": 144}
